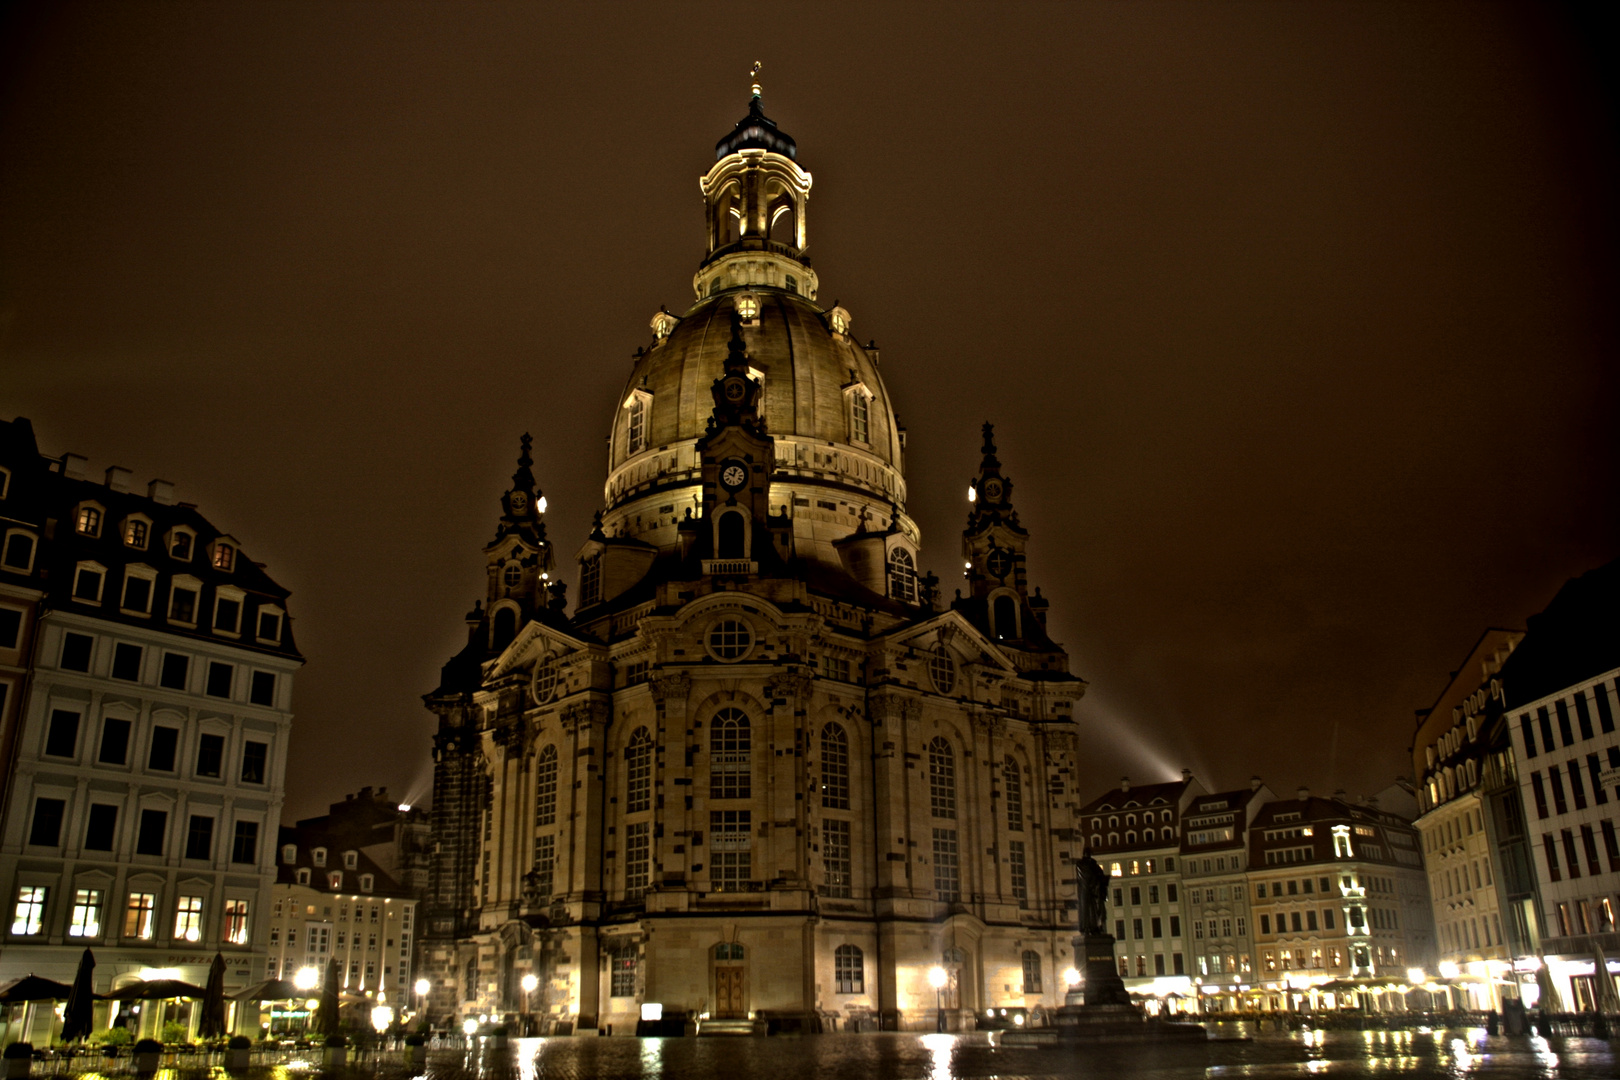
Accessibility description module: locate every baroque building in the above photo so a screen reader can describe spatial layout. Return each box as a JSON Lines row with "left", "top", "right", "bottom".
{"left": 422, "top": 89, "right": 1088, "bottom": 1034}
{"left": 0, "top": 417, "right": 300, "bottom": 1011}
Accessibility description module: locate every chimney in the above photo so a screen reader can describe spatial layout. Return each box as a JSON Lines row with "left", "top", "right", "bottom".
{"left": 1333, "top": 788, "right": 1347, "bottom": 801}
{"left": 105, "top": 466, "right": 133, "bottom": 492}
{"left": 62, "top": 453, "right": 89, "bottom": 480}
{"left": 148, "top": 479, "right": 175, "bottom": 504}
{"left": 1181, "top": 768, "right": 1193, "bottom": 782}
{"left": 1119, "top": 776, "right": 1131, "bottom": 793}
{"left": 1249, "top": 775, "right": 1262, "bottom": 792}
{"left": 1297, "top": 786, "right": 1310, "bottom": 801}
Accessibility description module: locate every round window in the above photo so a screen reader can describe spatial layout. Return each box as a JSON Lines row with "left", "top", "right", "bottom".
{"left": 504, "top": 564, "right": 522, "bottom": 588}
{"left": 929, "top": 645, "right": 956, "bottom": 695}
{"left": 532, "top": 660, "right": 557, "bottom": 703}
{"left": 707, "top": 618, "right": 753, "bottom": 662}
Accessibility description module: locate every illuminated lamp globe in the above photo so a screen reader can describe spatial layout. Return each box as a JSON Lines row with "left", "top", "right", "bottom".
{"left": 1064, "top": 967, "right": 1081, "bottom": 987}
{"left": 1438, "top": 961, "right": 1461, "bottom": 980}
{"left": 461, "top": 1018, "right": 478, "bottom": 1036}
{"left": 521, "top": 974, "right": 539, "bottom": 993}
{"left": 414, "top": 978, "right": 431, "bottom": 998}
{"left": 927, "top": 966, "right": 947, "bottom": 990}
{"left": 294, "top": 966, "right": 319, "bottom": 992}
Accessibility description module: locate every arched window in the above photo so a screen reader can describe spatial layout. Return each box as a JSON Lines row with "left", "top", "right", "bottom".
{"left": 625, "top": 728, "right": 653, "bottom": 814}
{"left": 503, "top": 564, "right": 521, "bottom": 588}
{"left": 1021, "top": 950, "right": 1042, "bottom": 994}
{"left": 1144, "top": 828, "right": 1155, "bottom": 842}
{"left": 993, "top": 594, "right": 1018, "bottom": 639}
{"left": 534, "top": 746, "right": 558, "bottom": 827}
{"left": 888, "top": 548, "right": 917, "bottom": 604}
{"left": 717, "top": 511, "right": 746, "bottom": 559}
{"left": 929, "top": 645, "right": 956, "bottom": 695}
{"left": 821, "top": 723, "right": 849, "bottom": 809}
{"left": 714, "top": 942, "right": 745, "bottom": 961}
{"left": 711, "top": 708, "right": 751, "bottom": 799}
{"left": 1003, "top": 757, "right": 1024, "bottom": 832}
{"left": 580, "top": 554, "right": 602, "bottom": 604}
{"left": 928, "top": 737, "right": 956, "bottom": 819}
{"left": 834, "top": 944, "right": 864, "bottom": 994}
{"left": 492, "top": 607, "right": 516, "bottom": 650}
{"left": 850, "top": 391, "right": 869, "bottom": 443}
{"left": 626, "top": 395, "right": 647, "bottom": 456}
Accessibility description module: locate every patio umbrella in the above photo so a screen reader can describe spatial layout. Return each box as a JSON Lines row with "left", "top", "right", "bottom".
{"left": 0, "top": 975, "right": 72, "bottom": 1002}
{"left": 1592, "top": 945, "right": 1620, "bottom": 1014}
{"left": 316, "top": 959, "right": 341, "bottom": 1038}
{"left": 106, "top": 980, "right": 205, "bottom": 1001}
{"left": 60, "top": 950, "right": 95, "bottom": 1042}
{"left": 197, "top": 954, "right": 227, "bottom": 1039}
{"left": 1534, "top": 964, "right": 1565, "bottom": 1013}
{"left": 232, "top": 979, "right": 301, "bottom": 1002}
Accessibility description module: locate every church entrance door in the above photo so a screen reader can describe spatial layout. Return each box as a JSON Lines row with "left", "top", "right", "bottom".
{"left": 715, "top": 967, "right": 745, "bottom": 1018}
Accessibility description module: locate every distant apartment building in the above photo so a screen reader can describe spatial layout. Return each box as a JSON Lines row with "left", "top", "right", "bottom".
{"left": 1502, "top": 559, "right": 1620, "bottom": 1012}
{"left": 266, "top": 826, "right": 419, "bottom": 1012}
{"left": 0, "top": 416, "right": 302, "bottom": 994}
{"left": 1077, "top": 774, "right": 1202, "bottom": 997}
{"left": 1410, "top": 628, "right": 1530, "bottom": 1009}
{"left": 1180, "top": 782, "right": 1273, "bottom": 1009}
{"left": 1247, "top": 792, "right": 1436, "bottom": 1005}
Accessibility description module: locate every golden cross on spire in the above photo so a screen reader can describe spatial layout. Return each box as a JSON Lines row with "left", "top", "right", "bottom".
{"left": 750, "top": 60, "right": 762, "bottom": 98}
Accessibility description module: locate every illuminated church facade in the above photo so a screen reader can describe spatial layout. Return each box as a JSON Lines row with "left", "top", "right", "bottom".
{"left": 421, "top": 87, "right": 1089, "bottom": 1033}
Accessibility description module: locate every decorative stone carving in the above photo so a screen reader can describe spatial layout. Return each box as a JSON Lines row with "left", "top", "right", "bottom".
{"left": 765, "top": 671, "right": 812, "bottom": 701}
{"left": 650, "top": 672, "right": 691, "bottom": 704}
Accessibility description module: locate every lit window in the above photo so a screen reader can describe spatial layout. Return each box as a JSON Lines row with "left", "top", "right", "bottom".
{"left": 736, "top": 293, "right": 759, "bottom": 320}
{"left": 124, "top": 892, "right": 156, "bottom": 939}
{"left": 212, "top": 543, "right": 235, "bottom": 571}
{"left": 76, "top": 506, "right": 102, "bottom": 536}
{"left": 68, "top": 889, "right": 102, "bottom": 937}
{"left": 224, "top": 899, "right": 250, "bottom": 945}
{"left": 173, "top": 895, "right": 204, "bottom": 942}
{"left": 123, "top": 519, "right": 148, "bottom": 548}
{"left": 11, "top": 887, "right": 47, "bottom": 935}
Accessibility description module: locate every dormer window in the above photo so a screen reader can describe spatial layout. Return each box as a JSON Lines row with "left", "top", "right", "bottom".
{"left": 123, "top": 517, "right": 150, "bottom": 549}
{"left": 359, "top": 874, "right": 374, "bottom": 893}
{"left": 296, "top": 868, "right": 310, "bottom": 886}
{"left": 121, "top": 565, "right": 157, "bottom": 615}
{"left": 76, "top": 505, "right": 103, "bottom": 537}
{"left": 169, "top": 529, "right": 194, "bottom": 561}
{"left": 211, "top": 543, "right": 235, "bottom": 572}
{"left": 72, "top": 561, "right": 107, "bottom": 604}
{"left": 343, "top": 850, "right": 358, "bottom": 870}
{"left": 256, "top": 606, "right": 284, "bottom": 644}
{"left": 887, "top": 547, "right": 917, "bottom": 604}
{"left": 2, "top": 530, "right": 36, "bottom": 572}
{"left": 736, "top": 292, "right": 760, "bottom": 322}
{"left": 213, "top": 586, "right": 245, "bottom": 636}
{"left": 828, "top": 305, "right": 852, "bottom": 336}
{"left": 328, "top": 872, "right": 343, "bottom": 890}
{"left": 281, "top": 844, "right": 297, "bottom": 864}
{"left": 312, "top": 847, "right": 327, "bottom": 868}
{"left": 169, "top": 576, "right": 201, "bottom": 625}
{"left": 650, "top": 310, "right": 677, "bottom": 339}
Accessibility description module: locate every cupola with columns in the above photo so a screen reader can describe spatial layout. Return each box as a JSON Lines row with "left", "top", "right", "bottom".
{"left": 694, "top": 67, "right": 818, "bottom": 302}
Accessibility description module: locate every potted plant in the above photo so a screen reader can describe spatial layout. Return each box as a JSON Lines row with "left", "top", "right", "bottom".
{"left": 3, "top": 1043, "right": 32, "bottom": 1080}
{"left": 132, "top": 1039, "right": 163, "bottom": 1074}
{"left": 322, "top": 1034, "right": 347, "bottom": 1067}
{"left": 403, "top": 1032, "right": 427, "bottom": 1066}
{"left": 224, "top": 1035, "right": 252, "bottom": 1071}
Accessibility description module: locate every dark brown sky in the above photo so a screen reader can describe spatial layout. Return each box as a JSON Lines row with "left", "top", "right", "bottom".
{"left": 3, "top": 3, "right": 1615, "bottom": 820}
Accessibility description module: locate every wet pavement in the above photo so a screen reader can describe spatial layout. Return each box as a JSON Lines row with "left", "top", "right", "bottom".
{"left": 36, "top": 1025, "right": 1620, "bottom": 1079}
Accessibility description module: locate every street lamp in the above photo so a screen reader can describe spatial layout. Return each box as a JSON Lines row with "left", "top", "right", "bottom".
{"left": 294, "top": 967, "right": 319, "bottom": 992}
{"left": 928, "top": 966, "right": 948, "bottom": 1033}
{"left": 414, "top": 978, "right": 431, "bottom": 1024}
{"left": 520, "top": 974, "right": 539, "bottom": 1036}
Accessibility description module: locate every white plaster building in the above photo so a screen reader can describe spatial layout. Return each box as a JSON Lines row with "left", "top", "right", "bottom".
{"left": 0, "top": 417, "right": 301, "bottom": 1019}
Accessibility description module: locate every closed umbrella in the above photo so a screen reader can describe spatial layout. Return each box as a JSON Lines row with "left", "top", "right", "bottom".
{"left": 1592, "top": 945, "right": 1620, "bottom": 1014}
{"left": 198, "top": 954, "right": 227, "bottom": 1040}
{"left": 60, "top": 950, "right": 95, "bottom": 1042}
{"left": 1534, "top": 963, "right": 1565, "bottom": 1013}
{"left": 316, "top": 959, "right": 341, "bottom": 1038}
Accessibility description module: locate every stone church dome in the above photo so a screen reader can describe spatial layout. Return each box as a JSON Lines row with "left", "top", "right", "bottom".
{"left": 601, "top": 90, "right": 913, "bottom": 560}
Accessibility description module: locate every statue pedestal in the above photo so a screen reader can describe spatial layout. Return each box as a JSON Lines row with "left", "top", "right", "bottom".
{"left": 1004, "top": 934, "right": 1205, "bottom": 1045}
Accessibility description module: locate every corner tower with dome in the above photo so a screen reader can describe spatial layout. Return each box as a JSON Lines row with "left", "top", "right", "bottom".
{"left": 421, "top": 85, "right": 1088, "bottom": 1035}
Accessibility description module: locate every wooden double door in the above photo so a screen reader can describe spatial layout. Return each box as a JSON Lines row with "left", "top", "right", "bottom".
{"left": 714, "top": 966, "right": 746, "bottom": 1018}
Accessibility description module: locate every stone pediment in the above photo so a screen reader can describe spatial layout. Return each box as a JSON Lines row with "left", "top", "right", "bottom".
{"left": 882, "top": 609, "right": 1018, "bottom": 676}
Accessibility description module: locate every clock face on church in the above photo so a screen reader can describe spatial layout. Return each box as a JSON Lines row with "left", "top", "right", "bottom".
{"left": 510, "top": 492, "right": 528, "bottom": 513}
{"left": 719, "top": 460, "right": 749, "bottom": 492}
{"left": 723, "top": 377, "right": 747, "bottom": 403}
{"left": 982, "top": 478, "right": 1004, "bottom": 502}
{"left": 987, "top": 547, "right": 1013, "bottom": 579}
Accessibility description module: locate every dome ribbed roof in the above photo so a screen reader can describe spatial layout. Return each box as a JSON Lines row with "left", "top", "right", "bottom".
{"left": 715, "top": 95, "right": 797, "bottom": 161}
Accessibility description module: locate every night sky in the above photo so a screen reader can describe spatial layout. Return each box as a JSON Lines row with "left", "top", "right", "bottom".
{"left": 2, "top": 4, "right": 1614, "bottom": 821}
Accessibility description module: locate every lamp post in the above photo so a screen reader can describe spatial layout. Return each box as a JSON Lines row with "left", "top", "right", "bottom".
{"left": 928, "top": 966, "right": 948, "bottom": 1033}
{"left": 414, "top": 978, "right": 431, "bottom": 1026}
{"left": 520, "top": 974, "right": 539, "bottom": 1036}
